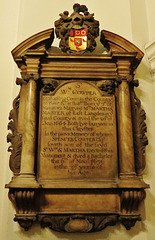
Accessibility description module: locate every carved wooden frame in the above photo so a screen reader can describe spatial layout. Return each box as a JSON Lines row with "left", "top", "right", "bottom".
{"left": 6, "top": 27, "right": 149, "bottom": 233}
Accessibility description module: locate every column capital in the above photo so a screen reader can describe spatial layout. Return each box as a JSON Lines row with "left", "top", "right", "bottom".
{"left": 116, "top": 75, "right": 139, "bottom": 87}
{"left": 21, "top": 73, "right": 40, "bottom": 82}
{"left": 16, "top": 73, "right": 40, "bottom": 86}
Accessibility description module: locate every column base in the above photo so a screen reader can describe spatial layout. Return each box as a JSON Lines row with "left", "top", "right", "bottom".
{"left": 119, "top": 173, "right": 149, "bottom": 188}
{"left": 5, "top": 174, "right": 40, "bottom": 188}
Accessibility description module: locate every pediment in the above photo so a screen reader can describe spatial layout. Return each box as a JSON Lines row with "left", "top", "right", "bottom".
{"left": 12, "top": 28, "right": 143, "bottom": 70}
{"left": 12, "top": 28, "right": 54, "bottom": 67}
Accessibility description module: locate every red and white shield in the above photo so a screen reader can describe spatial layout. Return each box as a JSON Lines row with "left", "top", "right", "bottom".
{"left": 69, "top": 29, "right": 87, "bottom": 51}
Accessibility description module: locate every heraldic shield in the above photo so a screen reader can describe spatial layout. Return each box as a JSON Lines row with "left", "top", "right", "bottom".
{"left": 69, "top": 29, "right": 87, "bottom": 51}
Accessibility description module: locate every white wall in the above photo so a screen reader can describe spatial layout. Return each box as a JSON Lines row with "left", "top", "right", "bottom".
{"left": 0, "top": 0, "right": 155, "bottom": 239}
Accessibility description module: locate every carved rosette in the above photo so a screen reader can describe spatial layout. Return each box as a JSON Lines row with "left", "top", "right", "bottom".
{"left": 7, "top": 94, "right": 22, "bottom": 174}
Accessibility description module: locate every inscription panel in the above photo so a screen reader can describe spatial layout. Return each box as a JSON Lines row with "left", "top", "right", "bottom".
{"left": 38, "top": 81, "right": 117, "bottom": 180}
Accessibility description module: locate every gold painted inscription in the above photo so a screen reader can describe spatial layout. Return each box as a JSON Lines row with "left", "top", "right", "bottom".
{"left": 38, "top": 81, "right": 117, "bottom": 180}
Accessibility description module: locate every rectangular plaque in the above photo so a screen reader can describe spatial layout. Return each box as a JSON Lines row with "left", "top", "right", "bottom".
{"left": 38, "top": 81, "right": 117, "bottom": 181}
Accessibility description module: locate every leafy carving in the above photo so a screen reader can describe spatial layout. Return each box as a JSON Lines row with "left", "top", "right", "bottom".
{"left": 132, "top": 91, "right": 148, "bottom": 175}
{"left": 7, "top": 94, "right": 22, "bottom": 174}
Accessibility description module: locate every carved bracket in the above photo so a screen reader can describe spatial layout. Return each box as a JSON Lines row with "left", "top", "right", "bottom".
{"left": 121, "top": 189, "right": 146, "bottom": 214}
{"left": 9, "top": 189, "right": 37, "bottom": 230}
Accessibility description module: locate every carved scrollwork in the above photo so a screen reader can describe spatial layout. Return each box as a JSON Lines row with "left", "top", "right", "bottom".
{"left": 42, "top": 78, "right": 59, "bottom": 93}
{"left": 131, "top": 90, "right": 148, "bottom": 175}
{"left": 7, "top": 94, "right": 22, "bottom": 174}
{"left": 38, "top": 214, "right": 117, "bottom": 233}
{"left": 134, "top": 93, "right": 148, "bottom": 175}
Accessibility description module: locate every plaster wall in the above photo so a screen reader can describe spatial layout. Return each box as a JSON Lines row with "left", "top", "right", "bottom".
{"left": 0, "top": 0, "right": 155, "bottom": 239}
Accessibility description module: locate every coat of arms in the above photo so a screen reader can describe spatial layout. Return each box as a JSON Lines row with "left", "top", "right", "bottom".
{"left": 55, "top": 3, "right": 99, "bottom": 53}
{"left": 69, "top": 29, "right": 88, "bottom": 51}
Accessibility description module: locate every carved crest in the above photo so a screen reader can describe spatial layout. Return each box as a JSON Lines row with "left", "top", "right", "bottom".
{"left": 55, "top": 3, "right": 99, "bottom": 53}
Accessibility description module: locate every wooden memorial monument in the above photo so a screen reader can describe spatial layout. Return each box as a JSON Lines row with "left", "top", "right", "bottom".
{"left": 6, "top": 4, "right": 149, "bottom": 233}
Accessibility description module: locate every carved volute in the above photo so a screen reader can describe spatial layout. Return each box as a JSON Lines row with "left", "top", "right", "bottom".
{"left": 6, "top": 3, "right": 149, "bottom": 233}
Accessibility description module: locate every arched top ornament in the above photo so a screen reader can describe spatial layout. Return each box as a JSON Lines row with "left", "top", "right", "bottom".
{"left": 101, "top": 30, "right": 144, "bottom": 61}
{"left": 12, "top": 28, "right": 54, "bottom": 67}
{"left": 12, "top": 27, "right": 144, "bottom": 70}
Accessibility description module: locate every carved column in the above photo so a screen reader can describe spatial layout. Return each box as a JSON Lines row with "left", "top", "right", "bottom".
{"left": 8, "top": 58, "right": 40, "bottom": 187}
{"left": 18, "top": 57, "right": 40, "bottom": 186}
{"left": 118, "top": 78, "right": 136, "bottom": 177}
{"left": 116, "top": 59, "right": 136, "bottom": 180}
{"left": 19, "top": 76, "right": 38, "bottom": 184}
